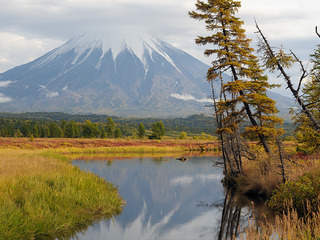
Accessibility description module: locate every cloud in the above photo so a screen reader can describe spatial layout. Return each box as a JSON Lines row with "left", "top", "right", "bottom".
{"left": 0, "top": 32, "right": 62, "bottom": 73}
{"left": 0, "top": 80, "right": 15, "bottom": 87}
{"left": 0, "top": 93, "right": 12, "bottom": 103}
{"left": 170, "top": 173, "right": 223, "bottom": 186}
{"left": 46, "top": 91, "right": 59, "bottom": 98}
{"left": 0, "top": 0, "right": 318, "bottom": 74}
{"left": 170, "top": 93, "right": 213, "bottom": 103}
{"left": 38, "top": 85, "right": 59, "bottom": 98}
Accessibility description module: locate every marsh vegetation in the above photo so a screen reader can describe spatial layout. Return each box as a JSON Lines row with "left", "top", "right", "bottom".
{"left": 0, "top": 149, "right": 124, "bottom": 240}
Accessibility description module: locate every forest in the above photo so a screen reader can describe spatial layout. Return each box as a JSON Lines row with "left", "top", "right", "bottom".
{"left": 0, "top": 112, "right": 295, "bottom": 139}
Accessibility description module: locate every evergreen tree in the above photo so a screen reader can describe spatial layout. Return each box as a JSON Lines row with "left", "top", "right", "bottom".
{"left": 45, "top": 126, "right": 51, "bottom": 138}
{"left": 100, "top": 127, "right": 107, "bottom": 138}
{"left": 65, "top": 121, "right": 76, "bottom": 138}
{"left": 60, "top": 119, "right": 67, "bottom": 137}
{"left": 106, "top": 117, "right": 116, "bottom": 138}
{"left": 151, "top": 121, "right": 165, "bottom": 139}
{"left": 114, "top": 128, "right": 122, "bottom": 138}
{"left": 16, "top": 129, "right": 22, "bottom": 138}
{"left": 138, "top": 123, "right": 146, "bottom": 139}
{"left": 49, "top": 123, "right": 63, "bottom": 138}
{"left": 21, "top": 123, "right": 31, "bottom": 137}
{"left": 82, "top": 120, "right": 101, "bottom": 138}
{"left": 32, "top": 124, "right": 39, "bottom": 138}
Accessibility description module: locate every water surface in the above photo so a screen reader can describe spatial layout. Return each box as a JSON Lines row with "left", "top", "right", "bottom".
{"left": 70, "top": 155, "right": 254, "bottom": 240}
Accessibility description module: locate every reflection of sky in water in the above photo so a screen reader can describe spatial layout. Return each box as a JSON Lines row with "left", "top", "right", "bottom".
{"left": 71, "top": 156, "right": 225, "bottom": 240}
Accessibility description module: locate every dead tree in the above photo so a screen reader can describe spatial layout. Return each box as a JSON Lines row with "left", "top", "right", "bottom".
{"left": 255, "top": 21, "right": 320, "bottom": 131}
{"left": 210, "top": 78, "right": 243, "bottom": 180}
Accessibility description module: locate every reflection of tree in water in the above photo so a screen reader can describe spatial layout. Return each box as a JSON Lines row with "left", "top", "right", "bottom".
{"left": 217, "top": 187, "right": 269, "bottom": 240}
{"left": 217, "top": 187, "right": 245, "bottom": 240}
{"left": 197, "top": 186, "right": 267, "bottom": 240}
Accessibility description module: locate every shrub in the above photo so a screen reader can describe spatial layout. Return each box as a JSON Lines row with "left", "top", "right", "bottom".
{"left": 267, "top": 173, "right": 320, "bottom": 216}
{"left": 179, "top": 131, "right": 187, "bottom": 139}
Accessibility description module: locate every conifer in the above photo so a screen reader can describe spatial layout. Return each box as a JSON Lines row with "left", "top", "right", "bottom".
{"left": 295, "top": 43, "right": 320, "bottom": 153}
{"left": 189, "top": 0, "right": 283, "bottom": 155}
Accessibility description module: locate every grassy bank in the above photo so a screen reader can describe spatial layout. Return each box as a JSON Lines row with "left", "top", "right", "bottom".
{"left": 0, "top": 149, "right": 124, "bottom": 240}
{"left": 234, "top": 150, "right": 320, "bottom": 239}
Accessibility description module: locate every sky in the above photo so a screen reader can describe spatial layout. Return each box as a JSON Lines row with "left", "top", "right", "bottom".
{"left": 0, "top": 0, "right": 319, "bottom": 91}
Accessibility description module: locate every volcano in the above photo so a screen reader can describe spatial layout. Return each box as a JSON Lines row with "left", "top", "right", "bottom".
{"left": 0, "top": 30, "right": 214, "bottom": 117}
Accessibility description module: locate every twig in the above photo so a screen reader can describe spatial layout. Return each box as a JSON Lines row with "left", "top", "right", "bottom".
{"left": 316, "top": 26, "right": 320, "bottom": 39}
{"left": 290, "top": 50, "right": 308, "bottom": 93}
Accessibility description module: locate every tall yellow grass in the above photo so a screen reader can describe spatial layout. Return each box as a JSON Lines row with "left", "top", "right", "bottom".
{"left": 236, "top": 151, "right": 320, "bottom": 240}
{"left": 54, "top": 145, "right": 187, "bottom": 154}
{"left": 240, "top": 203, "right": 320, "bottom": 239}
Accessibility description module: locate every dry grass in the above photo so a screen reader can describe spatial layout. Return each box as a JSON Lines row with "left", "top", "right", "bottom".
{"left": 236, "top": 151, "right": 320, "bottom": 240}
{"left": 0, "top": 149, "right": 67, "bottom": 178}
{"left": 0, "top": 137, "right": 219, "bottom": 150}
{"left": 236, "top": 146, "right": 320, "bottom": 199}
{"left": 236, "top": 155, "right": 282, "bottom": 198}
{"left": 240, "top": 202, "right": 320, "bottom": 240}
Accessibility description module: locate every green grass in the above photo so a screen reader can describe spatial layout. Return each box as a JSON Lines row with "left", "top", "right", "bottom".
{"left": 0, "top": 149, "right": 124, "bottom": 240}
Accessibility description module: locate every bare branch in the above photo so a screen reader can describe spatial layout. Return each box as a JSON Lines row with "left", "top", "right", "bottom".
{"left": 290, "top": 50, "right": 308, "bottom": 93}
{"left": 305, "top": 99, "right": 320, "bottom": 108}
{"left": 316, "top": 26, "right": 320, "bottom": 39}
{"left": 255, "top": 21, "right": 320, "bottom": 131}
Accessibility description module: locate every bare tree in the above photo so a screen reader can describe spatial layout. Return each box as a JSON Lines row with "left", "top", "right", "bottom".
{"left": 255, "top": 22, "right": 320, "bottom": 131}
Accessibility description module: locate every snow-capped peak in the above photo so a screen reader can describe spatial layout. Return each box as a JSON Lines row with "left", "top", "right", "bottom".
{"left": 32, "top": 29, "right": 182, "bottom": 73}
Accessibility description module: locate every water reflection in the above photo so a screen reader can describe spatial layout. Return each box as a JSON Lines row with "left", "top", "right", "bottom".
{"left": 217, "top": 188, "right": 244, "bottom": 240}
{"left": 70, "top": 155, "right": 261, "bottom": 240}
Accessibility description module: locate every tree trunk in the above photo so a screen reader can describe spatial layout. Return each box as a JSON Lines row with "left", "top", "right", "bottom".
{"left": 229, "top": 65, "right": 272, "bottom": 154}
{"left": 221, "top": 26, "right": 272, "bottom": 154}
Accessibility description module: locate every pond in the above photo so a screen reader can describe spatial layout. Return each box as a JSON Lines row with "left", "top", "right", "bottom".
{"left": 69, "top": 155, "right": 263, "bottom": 240}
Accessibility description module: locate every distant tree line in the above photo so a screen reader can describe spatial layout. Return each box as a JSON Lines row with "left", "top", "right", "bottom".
{"left": 0, "top": 113, "right": 295, "bottom": 139}
{"left": 0, "top": 113, "right": 219, "bottom": 136}
{"left": 0, "top": 117, "right": 126, "bottom": 139}
{"left": 0, "top": 117, "right": 170, "bottom": 139}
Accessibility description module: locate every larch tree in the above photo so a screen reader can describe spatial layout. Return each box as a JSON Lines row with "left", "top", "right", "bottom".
{"left": 189, "top": 0, "right": 283, "bottom": 176}
{"left": 295, "top": 42, "right": 320, "bottom": 153}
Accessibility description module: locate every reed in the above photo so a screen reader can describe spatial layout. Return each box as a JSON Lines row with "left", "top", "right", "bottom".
{"left": 235, "top": 154, "right": 282, "bottom": 198}
{"left": 0, "top": 149, "right": 124, "bottom": 240}
{"left": 240, "top": 202, "right": 320, "bottom": 240}
{"left": 237, "top": 153, "right": 320, "bottom": 240}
